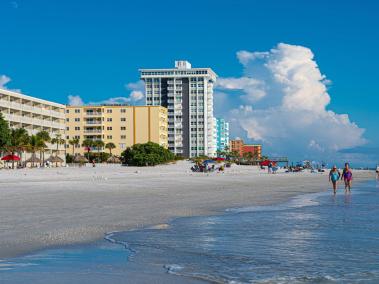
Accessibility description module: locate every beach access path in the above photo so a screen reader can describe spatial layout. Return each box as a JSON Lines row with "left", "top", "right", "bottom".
{"left": 0, "top": 161, "right": 374, "bottom": 258}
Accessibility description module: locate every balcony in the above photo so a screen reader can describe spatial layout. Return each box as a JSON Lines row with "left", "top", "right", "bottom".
{"left": 84, "top": 129, "right": 102, "bottom": 134}
{"left": 85, "top": 120, "right": 102, "bottom": 125}
{"left": 85, "top": 112, "right": 102, "bottom": 116}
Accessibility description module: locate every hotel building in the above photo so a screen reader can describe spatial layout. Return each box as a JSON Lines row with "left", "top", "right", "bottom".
{"left": 140, "top": 61, "right": 217, "bottom": 158}
{"left": 0, "top": 88, "right": 66, "bottom": 160}
{"left": 65, "top": 105, "right": 168, "bottom": 156}
{"left": 230, "top": 139, "right": 262, "bottom": 160}
{"left": 215, "top": 118, "right": 229, "bottom": 152}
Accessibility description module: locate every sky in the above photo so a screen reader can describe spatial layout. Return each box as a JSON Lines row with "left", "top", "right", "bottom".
{"left": 0, "top": 0, "right": 378, "bottom": 166}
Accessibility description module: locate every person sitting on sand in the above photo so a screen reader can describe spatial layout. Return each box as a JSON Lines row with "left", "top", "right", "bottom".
{"left": 329, "top": 165, "right": 341, "bottom": 195}
{"left": 341, "top": 163, "right": 353, "bottom": 193}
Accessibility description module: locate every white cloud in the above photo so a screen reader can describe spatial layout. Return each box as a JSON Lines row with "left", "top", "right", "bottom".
{"left": 0, "top": 74, "right": 21, "bottom": 93}
{"left": 68, "top": 80, "right": 145, "bottom": 106}
{"left": 0, "top": 75, "right": 11, "bottom": 88}
{"left": 68, "top": 95, "right": 84, "bottom": 106}
{"left": 217, "top": 43, "right": 367, "bottom": 161}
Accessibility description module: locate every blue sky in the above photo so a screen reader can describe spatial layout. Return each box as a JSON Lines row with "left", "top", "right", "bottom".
{"left": 1, "top": 0, "right": 378, "bottom": 165}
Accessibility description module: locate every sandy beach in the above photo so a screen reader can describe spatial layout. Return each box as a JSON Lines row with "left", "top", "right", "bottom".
{"left": 0, "top": 161, "right": 374, "bottom": 259}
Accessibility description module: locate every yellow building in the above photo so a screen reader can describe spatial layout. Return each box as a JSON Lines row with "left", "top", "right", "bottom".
{"left": 65, "top": 105, "right": 168, "bottom": 156}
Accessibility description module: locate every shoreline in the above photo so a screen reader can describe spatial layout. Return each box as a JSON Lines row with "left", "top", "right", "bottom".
{"left": 0, "top": 161, "right": 375, "bottom": 259}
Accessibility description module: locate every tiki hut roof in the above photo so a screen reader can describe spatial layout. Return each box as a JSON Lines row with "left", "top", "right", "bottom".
{"left": 46, "top": 155, "right": 64, "bottom": 163}
{"left": 73, "top": 155, "right": 88, "bottom": 163}
{"left": 25, "top": 154, "right": 41, "bottom": 164}
{"left": 107, "top": 156, "right": 121, "bottom": 163}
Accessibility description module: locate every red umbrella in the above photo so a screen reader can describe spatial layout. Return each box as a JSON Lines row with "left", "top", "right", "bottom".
{"left": 260, "top": 160, "right": 271, "bottom": 166}
{"left": 1, "top": 154, "right": 21, "bottom": 161}
{"left": 215, "top": 157, "right": 225, "bottom": 161}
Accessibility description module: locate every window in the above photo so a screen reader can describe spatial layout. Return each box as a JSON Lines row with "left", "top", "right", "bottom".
{"left": 121, "top": 109, "right": 126, "bottom": 113}
{"left": 66, "top": 127, "right": 69, "bottom": 130}
{"left": 121, "top": 117, "right": 126, "bottom": 122}
{"left": 107, "top": 118, "right": 112, "bottom": 122}
{"left": 66, "top": 136, "right": 69, "bottom": 139}
{"left": 121, "top": 127, "right": 126, "bottom": 131}
{"left": 119, "top": 143, "right": 126, "bottom": 149}
{"left": 75, "top": 118, "right": 80, "bottom": 122}
{"left": 107, "top": 109, "right": 112, "bottom": 113}
{"left": 66, "top": 118, "right": 69, "bottom": 122}
{"left": 75, "top": 109, "right": 80, "bottom": 113}
{"left": 107, "top": 135, "right": 112, "bottom": 139}
{"left": 107, "top": 126, "right": 112, "bottom": 130}
{"left": 66, "top": 109, "right": 69, "bottom": 113}
{"left": 75, "top": 126, "right": 80, "bottom": 131}
{"left": 74, "top": 135, "right": 80, "bottom": 139}
{"left": 120, "top": 135, "right": 126, "bottom": 139}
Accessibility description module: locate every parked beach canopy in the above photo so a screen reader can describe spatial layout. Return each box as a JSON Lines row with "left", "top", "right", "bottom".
{"left": 1, "top": 154, "right": 21, "bottom": 161}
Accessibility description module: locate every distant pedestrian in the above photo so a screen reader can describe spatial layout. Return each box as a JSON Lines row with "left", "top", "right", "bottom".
{"left": 329, "top": 165, "right": 341, "bottom": 195}
{"left": 341, "top": 163, "right": 353, "bottom": 193}
{"left": 376, "top": 165, "right": 379, "bottom": 180}
{"left": 268, "top": 162, "right": 272, "bottom": 174}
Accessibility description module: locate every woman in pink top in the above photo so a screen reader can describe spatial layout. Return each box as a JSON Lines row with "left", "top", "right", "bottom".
{"left": 341, "top": 163, "right": 353, "bottom": 193}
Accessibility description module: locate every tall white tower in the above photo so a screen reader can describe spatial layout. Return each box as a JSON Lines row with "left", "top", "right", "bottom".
{"left": 140, "top": 61, "right": 217, "bottom": 157}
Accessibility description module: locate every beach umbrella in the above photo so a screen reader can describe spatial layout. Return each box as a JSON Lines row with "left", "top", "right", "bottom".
{"left": 204, "top": 159, "right": 216, "bottom": 164}
{"left": 1, "top": 154, "right": 21, "bottom": 161}
{"left": 215, "top": 157, "right": 225, "bottom": 161}
{"left": 260, "top": 160, "right": 271, "bottom": 166}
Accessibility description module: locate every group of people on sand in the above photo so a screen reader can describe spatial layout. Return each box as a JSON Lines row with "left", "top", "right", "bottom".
{"left": 329, "top": 163, "right": 353, "bottom": 195}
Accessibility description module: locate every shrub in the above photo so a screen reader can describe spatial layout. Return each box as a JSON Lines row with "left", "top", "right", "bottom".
{"left": 121, "top": 142, "right": 175, "bottom": 166}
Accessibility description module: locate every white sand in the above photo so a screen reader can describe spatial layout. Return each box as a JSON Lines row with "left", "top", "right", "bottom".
{"left": 0, "top": 161, "right": 374, "bottom": 258}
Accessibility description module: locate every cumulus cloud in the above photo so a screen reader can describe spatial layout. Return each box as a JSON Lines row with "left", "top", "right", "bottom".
{"left": 68, "top": 95, "right": 84, "bottom": 106}
{"left": 68, "top": 80, "right": 145, "bottom": 106}
{"left": 217, "top": 43, "right": 366, "bottom": 161}
{"left": 0, "top": 74, "right": 21, "bottom": 93}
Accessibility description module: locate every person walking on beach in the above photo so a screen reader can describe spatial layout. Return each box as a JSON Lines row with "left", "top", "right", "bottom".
{"left": 341, "top": 163, "right": 353, "bottom": 193}
{"left": 329, "top": 165, "right": 341, "bottom": 195}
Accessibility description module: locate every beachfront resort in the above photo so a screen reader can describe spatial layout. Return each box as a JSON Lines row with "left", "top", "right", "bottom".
{"left": 0, "top": 60, "right": 263, "bottom": 168}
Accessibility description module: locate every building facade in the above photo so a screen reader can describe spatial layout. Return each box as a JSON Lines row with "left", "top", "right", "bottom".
{"left": 229, "top": 139, "right": 262, "bottom": 160}
{"left": 215, "top": 118, "right": 229, "bottom": 152}
{"left": 140, "top": 61, "right": 217, "bottom": 158}
{"left": 0, "top": 88, "right": 66, "bottom": 161}
{"left": 65, "top": 105, "right": 168, "bottom": 156}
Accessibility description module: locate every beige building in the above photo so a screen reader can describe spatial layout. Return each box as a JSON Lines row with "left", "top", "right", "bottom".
{"left": 0, "top": 88, "right": 66, "bottom": 162}
{"left": 65, "top": 105, "right": 168, "bottom": 156}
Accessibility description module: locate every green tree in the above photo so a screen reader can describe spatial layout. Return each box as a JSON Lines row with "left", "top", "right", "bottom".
{"left": 68, "top": 137, "right": 80, "bottom": 156}
{"left": 93, "top": 140, "right": 105, "bottom": 162}
{"left": 105, "top": 142, "right": 116, "bottom": 155}
{"left": 26, "top": 135, "right": 45, "bottom": 167}
{"left": 36, "top": 130, "right": 51, "bottom": 166}
{"left": 82, "top": 139, "right": 94, "bottom": 161}
{"left": 7, "top": 128, "right": 29, "bottom": 169}
{"left": 51, "top": 134, "right": 65, "bottom": 167}
{"left": 121, "top": 142, "right": 175, "bottom": 166}
{"left": 0, "top": 113, "right": 11, "bottom": 153}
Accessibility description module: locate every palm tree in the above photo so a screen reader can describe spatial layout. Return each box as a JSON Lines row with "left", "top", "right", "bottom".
{"left": 26, "top": 135, "right": 45, "bottom": 167}
{"left": 51, "top": 134, "right": 65, "bottom": 167}
{"left": 68, "top": 137, "right": 80, "bottom": 156}
{"left": 93, "top": 140, "right": 105, "bottom": 162}
{"left": 82, "top": 139, "right": 94, "bottom": 161}
{"left": 36, "top": 130, "right": 51, "bottom": 166}
{"left": 7, "top": 128, "right": 29, "bottom": 169}
{"left": 105, "top": 142, "right": 116, "bottom": 155}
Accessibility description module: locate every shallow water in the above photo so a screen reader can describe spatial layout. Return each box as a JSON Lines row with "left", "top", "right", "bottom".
{"left": 1, "top": 180, "right": 379, "bottom": 283}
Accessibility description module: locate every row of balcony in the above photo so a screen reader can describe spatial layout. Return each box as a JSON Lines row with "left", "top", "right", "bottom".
{"left": 0, "top": 100, "right": 65, "bottom": 119}
{"left": 4, "top": 113, "right": 64, "bottom": 129}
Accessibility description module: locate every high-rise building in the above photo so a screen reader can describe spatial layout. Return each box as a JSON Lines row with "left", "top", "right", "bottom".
{"left": 65, "top": 105, "right": 168, "bottom": 156}
{"left": 140, "top": 61, "right": 217, "bottom": 157}
{"left": 215, "top": 118, "right": 229, "bottom": 152}
{"left": 0, "top": 88, "right": 66, "bottom": 161}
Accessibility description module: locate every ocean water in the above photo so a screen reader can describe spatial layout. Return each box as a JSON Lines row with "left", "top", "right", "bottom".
{"left": 1, "top": 180, "right": 379, "bottom": 283}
